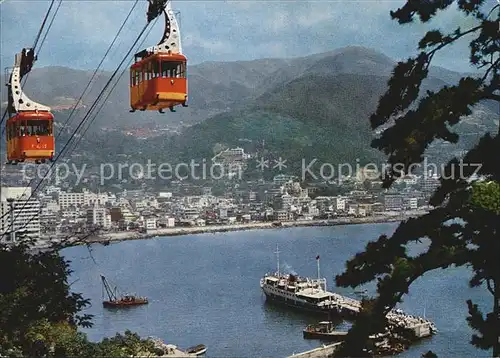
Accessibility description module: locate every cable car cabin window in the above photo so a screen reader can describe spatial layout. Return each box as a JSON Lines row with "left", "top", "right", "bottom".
{"left": 26, "top": 120, "right": 51, "bottom": 136}
{"left": 130, "top": 70, "right": 135, "bottom": 86}
{"left": 176, "top": 62, "right": 186, "bottom": 78}
{"left": 18, "top": 123, "right": 25, "bottom": 137}
{"left": 161, "top": 61, "right": 168, "bottom": 77}
{"left": 152, "top": 61, "right": 160, "bottom": 78}
{"left": 146, "top": 62, "right": 153, "bottom": 81}
{"left": 161, "top": 61, "right": 186, "bottom": 79}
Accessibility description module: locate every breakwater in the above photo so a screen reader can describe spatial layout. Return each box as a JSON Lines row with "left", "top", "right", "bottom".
{"left": 288, "top": 342, "right": 341, "bottom": 358}
{"left": 330, "top": 292, "right": 436, "bottom": 337}
{"left": 290, "top": 294, "right": 435, "bottom": 358}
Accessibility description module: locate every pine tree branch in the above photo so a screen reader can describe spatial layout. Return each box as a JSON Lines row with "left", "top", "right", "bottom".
{"left": 480, "top": 57, "right": 500, "bottom": 82}
{"left": 487, "top": 279, "right": 495, "bottom": 296}
{"left": 480, "top": 93, "right": 500, "bottom": 101}
{"left": 424, "top": 25, "right": 482, "bottom": 65}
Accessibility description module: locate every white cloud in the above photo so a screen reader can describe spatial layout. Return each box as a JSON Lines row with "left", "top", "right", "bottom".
{"left": 0, "top": 0, "right": 488, "bottom": 72}
{"left": 254, "top": 41, "right": 288, "bottom": 58}
{"left": 183, "top": 27, "right": 234, "bottom": 55}
{"left": 268, "top": 11, "right": 289, "bottom": 32}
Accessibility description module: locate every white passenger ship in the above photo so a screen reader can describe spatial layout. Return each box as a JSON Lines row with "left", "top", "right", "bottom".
{"left": 259, "top": 245, "right": 359, "bottom": 317}
{"left": 260, "top": 246, "right": 439, "bottom": 338}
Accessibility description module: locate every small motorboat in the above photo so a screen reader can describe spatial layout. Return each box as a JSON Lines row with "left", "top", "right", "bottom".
{"left": 354, "top": 289, "right": 368, "bottom": 295}
{"left": 303, "top": 321, "right": 387, "bottom": 342}
{"left": 186, "top": 344, "right": 207, "bottom": 355}
{"left": 303, "top": 321, "right": 347, "bottom": 341}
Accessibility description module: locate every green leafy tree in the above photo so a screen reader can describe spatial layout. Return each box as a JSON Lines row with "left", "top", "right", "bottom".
{"left": 94, "top": 330, "right": 158, "bottom": 357}
{"left": 0, "top": 238, "right": 162, "bottom": 357}
{"left": 333, "top": 1, "right": 499, "bottom": 357}
{"left": 23, "top": 319, "right": 96, "bottom": 357}
{"left": 0, "top": 239, "right": 92, "bottom": 355}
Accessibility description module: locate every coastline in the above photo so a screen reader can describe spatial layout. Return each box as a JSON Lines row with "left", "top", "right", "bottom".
{"left": 41, "top": 210, "right": 427, "bottom": 249}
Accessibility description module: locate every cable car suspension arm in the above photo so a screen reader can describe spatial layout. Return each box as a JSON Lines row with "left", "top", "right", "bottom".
{"left": 143, "top": 0, "right": 182, "bottom": 55}
{"left": 7, "top": 49, "right": 51, "bottom": 116}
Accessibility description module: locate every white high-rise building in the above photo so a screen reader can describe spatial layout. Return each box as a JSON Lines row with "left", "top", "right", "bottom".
{"left": 86, "top": 204, "right": 111, "bottom": 229}
{"left": 0, "top": 187, "right": 40, "bottom": 242}
{"left": 58, "top": 192, "right": 85, "bottom": 209}
{"left": 58, "top": 190, "right": 113, "bottom": 209}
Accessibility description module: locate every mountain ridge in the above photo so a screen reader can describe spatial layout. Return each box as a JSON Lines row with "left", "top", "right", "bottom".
{"left": 1, "top": 45, "right": 486, "bottom": 130}
{"left": 1, "top": 46, "right": 496, "bottom": 177}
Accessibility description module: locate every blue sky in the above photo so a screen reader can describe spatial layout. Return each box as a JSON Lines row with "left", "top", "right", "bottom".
{"left": 0, "top": 0, "right": 495, "bottom": 73}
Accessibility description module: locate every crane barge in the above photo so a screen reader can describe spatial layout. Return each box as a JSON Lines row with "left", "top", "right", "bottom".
{"left": 101, "top": 275, "right": 148, "bottom": 308}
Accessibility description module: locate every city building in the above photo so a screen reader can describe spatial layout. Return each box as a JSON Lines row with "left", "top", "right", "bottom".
{"left": 273, "top": 174, "right": 297, "bottom": 186}
{"left": 274, "top": 210, "right": 292, "bottom": 221}
{"left": 195, "top": 218, "right": 206, "bottom": 226}
{"left": 58, "top": 191, "right": 85, "bottom": 208}
{"left": 333, "top": 197, "right": 347, "bottom": 211}
{"left": 421, "top": 172, "right": 440, "bottom": 194}
{"left": 403, "top": 197, "right": 418, "bottom": 210}
{"left": 274, "top": 193, "right": 293, "bottom": 210}
{"left": 86, "top": 204, "right": 111, "bottom": 229}
{"left": 202, "top": 187, "right": 212, "bottom": 196}
{"left": 356, "top": 167, "right": 379, "bottom": 182}
{"left": 384, "top": 194, "right": 404, "bottom": 211}
{"left": 158, "top": 192, "right": 173, "bottom": 199}
{"left": 110, "top": 207, "right": 124, "bottom": 223}
{"left": 144, "top": 217, "right": 157, "bottom": 230}
{"left": 0, "top": 187, "right": 40, "bottom": 242}
{"left": 183, "top": 208, "right": 200, "bottom": 220}
{"left": 158, "top": 217, "right": 175, "bottom": 227}
{"left": 212, "top": 147, "right": 250, "bottom": 178}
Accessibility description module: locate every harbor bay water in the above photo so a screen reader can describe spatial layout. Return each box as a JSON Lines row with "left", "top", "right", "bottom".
{"left": 62, "top": 223, "right": 489, "bottom": 357}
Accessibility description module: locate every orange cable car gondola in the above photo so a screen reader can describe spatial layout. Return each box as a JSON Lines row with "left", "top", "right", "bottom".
{"left": 129, "top": 0, "right": 188, "bottom": 113}
{"left": 5, "top": 48, "right": 55, "bottom": 165}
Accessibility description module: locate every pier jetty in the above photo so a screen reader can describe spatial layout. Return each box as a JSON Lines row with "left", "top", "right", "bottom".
{"left": 288, "top": 342, "right": 341, "bottom": 358}
{"left": 260, "top": 252, "right": 436, "bottom": 340}
{"left": 262, "top": 251, "right": 435, "bottom": 357}
{"left": 329, "top": 293, "right": 435, "bottom": 338}
{"left": 290, "top": 296, "right": 434, "bottom": 357}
